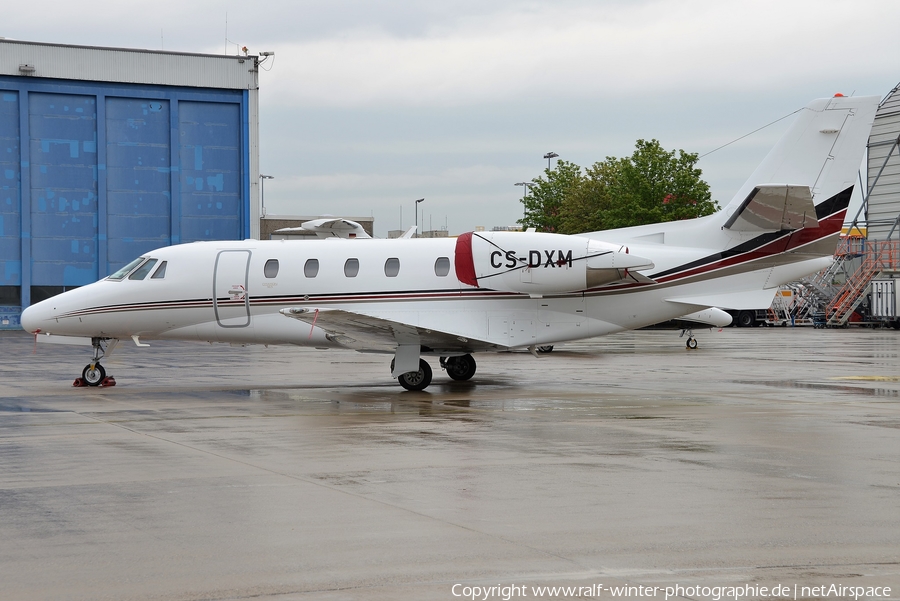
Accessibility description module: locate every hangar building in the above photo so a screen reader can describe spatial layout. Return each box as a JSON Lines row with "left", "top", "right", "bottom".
{"left": 1, "top": 39, "right": 262, "bottom": 328}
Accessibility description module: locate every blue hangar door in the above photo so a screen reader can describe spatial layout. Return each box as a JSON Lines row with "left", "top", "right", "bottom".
{"left": 0, "top": 76, "right": 251, "bottom": 315}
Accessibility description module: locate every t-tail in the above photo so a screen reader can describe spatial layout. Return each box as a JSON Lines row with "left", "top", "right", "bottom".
{"left": 585, "top": 94, "right": 880, "bottom": 302}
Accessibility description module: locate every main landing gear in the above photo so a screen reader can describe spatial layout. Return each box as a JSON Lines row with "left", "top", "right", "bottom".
{"left": 396, "top": 359, "right": 433, "bottom": 391}
{"left": 440, "top": 354, "right": 477, "bottom": 381}
{"left": 74, "top": 338, "right": 117, "bottom": 387}
{"left": 393, "top": 354, "right": 478, "bottom": 391}
{"left": 679, "top": 327, "right": 698, "bottom": 350}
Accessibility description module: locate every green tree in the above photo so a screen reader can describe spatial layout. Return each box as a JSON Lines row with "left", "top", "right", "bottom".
{"left": 529, "top": 140, "right": 719, "bottom": 234}
{"left": 557, "top": 159, "right": 617, "bottom": 234}
{"left": 519, "top": 160, "right": 583, "bottom": 232}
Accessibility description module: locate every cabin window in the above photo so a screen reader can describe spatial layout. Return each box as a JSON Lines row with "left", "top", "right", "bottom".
{"left": 304, "top": 259, "right": 319, "bottom": 278}
{"left": 344, "top": 258, "right": 359, "bottom": 278}
{"left": 434, "top": 256, "right": 450, "bottom": 277}
{"left": 264, "top": 259, "right": 279, "bottom": 278}
{"left": 129, "top": 259, "right": 158, "bottom": 281}
{"left": 108, "top": 257, "right": 146, "bottom": 280}
{"left": 384, "top": 257, "right": 400, "bottom": 277}
{"left": 151, "top": 261, "right": 168, "bottom": 279}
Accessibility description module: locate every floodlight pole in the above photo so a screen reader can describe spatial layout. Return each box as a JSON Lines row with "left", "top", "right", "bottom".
{"left": 414, "top": 198, "right": 424, "bottom": 237}
{"left": 515, "top": 181, "right": 535, "bottom": 222}
{"left": 543, "top": 151, "right": 559, "bottom": 170}
{"left": 259, "top": 174, "right": 274, "bottom": 218}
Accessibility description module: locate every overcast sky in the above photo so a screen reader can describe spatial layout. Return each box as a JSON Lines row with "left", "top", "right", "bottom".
{"left": 5, "top": 0, "right": 900, "bottom": 236}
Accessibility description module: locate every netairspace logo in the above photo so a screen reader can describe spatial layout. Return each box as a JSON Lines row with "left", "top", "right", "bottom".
{"left": 450, "top": 583, "right": 893, "bottom": 600}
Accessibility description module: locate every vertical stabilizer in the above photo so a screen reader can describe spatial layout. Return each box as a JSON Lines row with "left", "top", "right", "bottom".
{"left": 724, "top": 95, "right": 879, "bottom": 213}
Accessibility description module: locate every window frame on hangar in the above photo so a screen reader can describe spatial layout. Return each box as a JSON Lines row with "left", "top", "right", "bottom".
{"left": 0, "top": 39, "right": 262, "bottom": 320}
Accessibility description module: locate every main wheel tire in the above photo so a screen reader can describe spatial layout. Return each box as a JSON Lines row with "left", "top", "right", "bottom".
{"left": 445, "top": 354, "right": 477, "bottom": 381}
{"left": 536, "top": 345, "right": 554, "bottom": 354}
{"left": 686, "top": 337, "right": 698, "bottom": 350}
{"left": 736, "top": 311, "right": 755, "bottom": 328}
{"left": 398, "top": 359, "right": 433, "bottom": 391}
{"left": 82, "top": 363, "right": 106, "bottom": 386}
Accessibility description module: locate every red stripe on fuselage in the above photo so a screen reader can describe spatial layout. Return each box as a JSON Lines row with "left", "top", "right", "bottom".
{"left": 653, "top": 210, "right": 846, "bottom": 284}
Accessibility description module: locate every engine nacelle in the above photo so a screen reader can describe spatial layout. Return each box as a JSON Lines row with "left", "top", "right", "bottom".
{"left": 454, "top": 231, "right": 654, "bottom": 294}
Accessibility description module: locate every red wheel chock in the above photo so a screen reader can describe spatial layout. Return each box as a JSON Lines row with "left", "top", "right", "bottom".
{"left": 72, "top": 376, "right": 117, "bottom": 387}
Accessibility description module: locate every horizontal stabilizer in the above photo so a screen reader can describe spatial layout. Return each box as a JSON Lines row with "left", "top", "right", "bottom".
{"left": 723, "top": 185, "right": 817, "bottom": 232}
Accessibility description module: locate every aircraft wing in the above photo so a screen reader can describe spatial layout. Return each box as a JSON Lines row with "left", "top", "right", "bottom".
{"left": 279, "top": 307, "right": 503, "bottom": 353}
{"left": 666, "top": 288, "right": 779, "bottom": 310}
{"left": 274, "top": 218, "right": 372, "bottom": 239}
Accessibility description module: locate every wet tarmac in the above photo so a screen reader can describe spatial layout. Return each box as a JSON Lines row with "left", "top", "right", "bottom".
{"left": 1, "top": 327, "right": 898, "bottom": 600}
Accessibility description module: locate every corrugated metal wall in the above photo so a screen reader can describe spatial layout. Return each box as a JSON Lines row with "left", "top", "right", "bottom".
{"left": 867, "top": 85, "right": 900, "bottom": 241}
{"left": 0, "top": 75, "right": 250, "bottom": 318}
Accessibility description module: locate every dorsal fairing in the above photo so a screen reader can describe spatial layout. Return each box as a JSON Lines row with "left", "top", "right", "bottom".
{"left": 454, "top": 231, "right": 653, "bottom": 294}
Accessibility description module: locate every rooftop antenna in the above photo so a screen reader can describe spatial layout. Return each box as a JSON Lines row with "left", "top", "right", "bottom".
{"left": 224, "top": 13, "right": 228, "bottom": 54}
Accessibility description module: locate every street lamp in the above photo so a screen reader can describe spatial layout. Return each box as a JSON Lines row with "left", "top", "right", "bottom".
{"left": 515, "top": 181, "right": 535, "bottom": 222}
{"left": 259, "top": 174, "right": 274, "bottom": 217}
{"left": 543, "top": 152, "right": 559, "bottom": 170}
{"left": 414, "top": 198, "right": 424, "bottom": 237}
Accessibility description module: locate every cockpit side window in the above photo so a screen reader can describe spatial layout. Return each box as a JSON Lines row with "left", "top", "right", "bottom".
{"left": 108, "top": 257, "right": 146, "bottom": 280}
{"left": 129, "top": 258, "right": 158, "bottom": 280}
{"left": 151, "top": 261, "right": 167, "bottom": 279}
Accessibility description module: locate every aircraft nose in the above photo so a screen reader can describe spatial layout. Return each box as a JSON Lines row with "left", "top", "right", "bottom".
{"left": 20, "top": 300, "right": 54, "bottom": 334}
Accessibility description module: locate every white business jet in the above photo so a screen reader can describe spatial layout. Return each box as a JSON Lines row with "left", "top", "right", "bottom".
{"left": 21, "top": 95, "right": 878, "bottom": 390}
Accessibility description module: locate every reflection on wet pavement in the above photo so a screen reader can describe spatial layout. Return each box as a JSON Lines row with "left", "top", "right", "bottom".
{"left": 0, "top": 328, "right": 898, "bottom": 600}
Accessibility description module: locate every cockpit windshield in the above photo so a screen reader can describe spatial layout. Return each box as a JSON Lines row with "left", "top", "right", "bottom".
{"left": 129, "top": 259, "right": 158, "bottom": 280}
{"left": 151, "top": 261, "right": 167, "bottom": 279}
{"left": 108, "top": 257, "right": 146, "bottom": 280}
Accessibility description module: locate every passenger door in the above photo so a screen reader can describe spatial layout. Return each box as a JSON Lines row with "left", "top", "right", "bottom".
{"left": 213, "top": 250, "right": 251, "bottom": 328}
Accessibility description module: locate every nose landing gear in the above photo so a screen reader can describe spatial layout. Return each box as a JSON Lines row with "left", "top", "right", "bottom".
{"left": 74, "top": 338, "right": 117, "bottom": 387}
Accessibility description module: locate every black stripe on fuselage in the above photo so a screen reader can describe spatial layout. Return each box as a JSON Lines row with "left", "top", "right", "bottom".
{"left": 650, "top": 186, "right": 851, "bottom": 280}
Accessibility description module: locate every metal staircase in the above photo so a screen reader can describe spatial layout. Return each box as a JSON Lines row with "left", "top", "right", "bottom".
{"left": 825, "top": 240, "right": 900, "bottom": 325}
{"left": 793, "top": 238, "right": 863, "bottom": 321}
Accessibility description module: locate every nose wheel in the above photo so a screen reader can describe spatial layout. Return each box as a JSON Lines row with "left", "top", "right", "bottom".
{"left": 74, "top": 338, "right": 117, "bottom": 387}
{"left": 82, "top": 363, "right": 107, "bottom": 385}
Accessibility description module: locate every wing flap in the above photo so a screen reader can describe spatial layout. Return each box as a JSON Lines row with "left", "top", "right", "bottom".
{"left": 279, "top": 307, "right": 504, "bottom": 352}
